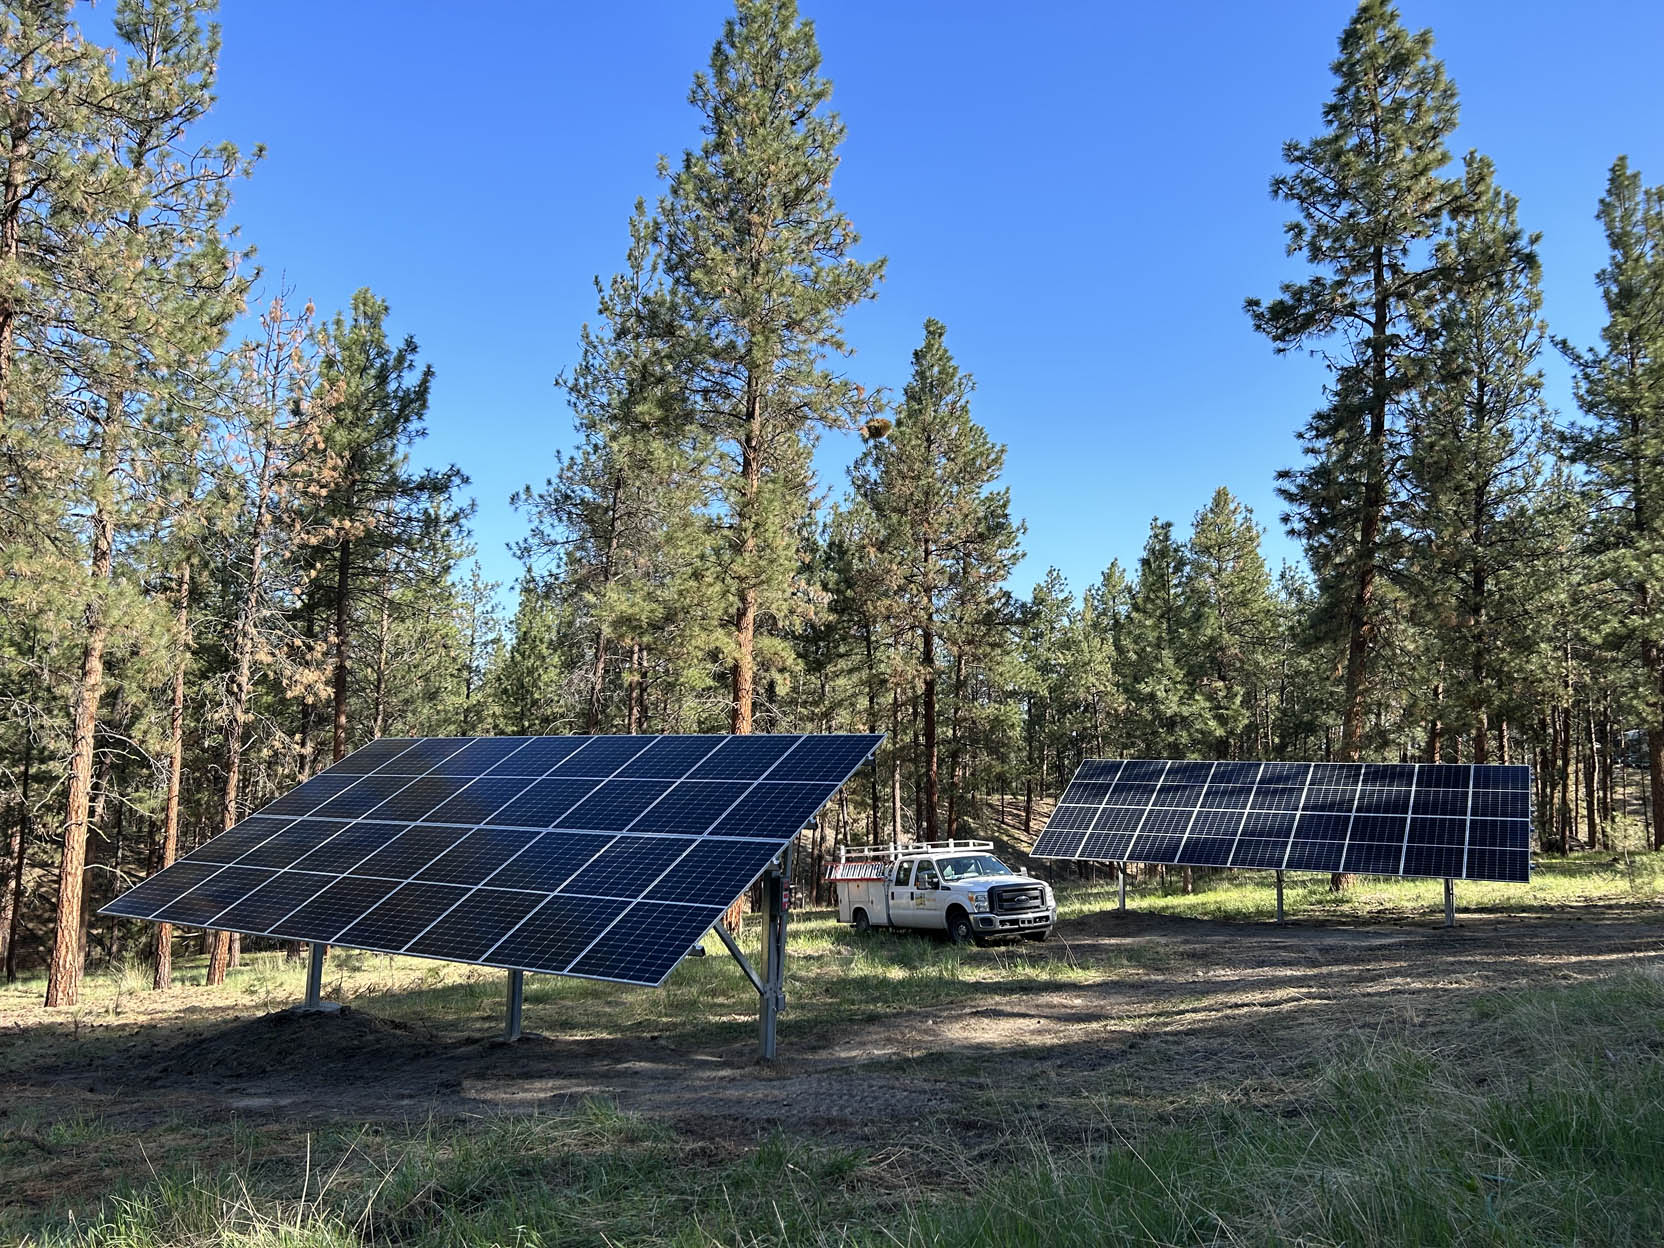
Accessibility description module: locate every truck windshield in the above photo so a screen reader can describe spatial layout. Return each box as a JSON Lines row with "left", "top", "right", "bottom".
{"left": 937, "top": 854, "right": 1017, "bottom": 882}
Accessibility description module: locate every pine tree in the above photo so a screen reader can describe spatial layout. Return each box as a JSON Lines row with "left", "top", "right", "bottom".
{"left": 307, "top": 289, "right": 465, "bottom": 765}
{"left": 1560, "top": 158, "right": 1664, "bottom": 848}
{"left": 516, "top": 203, "right": 708, "bottom": 733}
{"left": 1122, "top": 519, "right": 1206, "bottom": 757}
{"left": 46, "top": 0, "right": 253, "bottom": 1007}
{"left": 659, "top": 0, "right": 883, "bottom": 734}
{"left": 1182, "top": 488, "right": 1279, "bottom": 759}
{"left": 1247, "top": 0, "right": 1465, "bottom": 763}
{"left": 850, "top": 319, "right": 1020, "bottom": 838}
{"left": 1403, "top": 153, "right": 1549, "bottom": 763}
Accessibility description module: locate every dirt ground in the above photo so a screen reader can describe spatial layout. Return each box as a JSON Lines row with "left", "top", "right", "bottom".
{"left": 7, "top": 904, "right": 1661, "bottom": 1162}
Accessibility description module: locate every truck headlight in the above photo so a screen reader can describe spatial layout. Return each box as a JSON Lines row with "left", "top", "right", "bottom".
{"left": 970, "top": 892, "right": 988, "bottom": 912}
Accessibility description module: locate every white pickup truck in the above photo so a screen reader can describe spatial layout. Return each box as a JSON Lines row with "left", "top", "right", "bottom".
{"left": 827, "top": 840, "right": 1055, "bottom": 945}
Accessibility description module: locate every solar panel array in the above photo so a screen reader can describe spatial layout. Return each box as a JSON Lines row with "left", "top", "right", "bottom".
{"left": 1032, "top": 760, "right": 1532, "bottom": 883}
{"left": 102, "top": 733, "right": 881, "bottom": 986}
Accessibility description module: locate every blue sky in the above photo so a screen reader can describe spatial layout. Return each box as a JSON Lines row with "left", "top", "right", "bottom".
{"left": 197, "top": 0, "right": 1663, "bottom": 603}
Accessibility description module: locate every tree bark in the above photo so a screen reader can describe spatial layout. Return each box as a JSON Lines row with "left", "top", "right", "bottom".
{"left": 332, "top": 535, "right": 352, "bottom": 764}
{"left": 46, "top": 419, "right": 117, "bottom": 1008}
{"left": 730, "top": 384, "right": 762, "bottom": 735}
{"left": 153, "top": 563, "right": 191, "bottom": 991}
{"left": 2, "top": 728, "right": 30, "bottom": 982}
{"left": 210, "top": 444, "right": 275, "bottom": 986}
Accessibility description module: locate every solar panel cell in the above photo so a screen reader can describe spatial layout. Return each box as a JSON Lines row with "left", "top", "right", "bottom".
{"left": 490, "top": 778, "right": 602, "bottom": 828}
{"left": 325, "top": 738, "right": 416, "bottom": 774}
{"left": 268, "top": 876, "right": 402, "bottom": 941}
{"left": 614, "top": 734, "right": 725, "bottom": 778}
{"left": 101, "top": 860, "right": 225, "bottom": 917}
{"left": 1469, "top": 818, "right": 1531, "bottom": 849}
{"left": 553, "top": 779, "right": 675, "bottom": 831}
{"left": 259, "top": 774, "right": 360, "bottom": 816}
{"left": 417, "top": 826, "right": 543, "bottom": 884}
{"left": 560, "top": 835, "right": 695, "bottom": 897}
{"left": 1342, "top": 840, "right": 1403, "bottom": 874}
{"left": 1080, "top": 830, "right": 1135, "bottom": 860}
{"left": 482, "top": 736, "right": 587, "bottom": 776}
{"left": 335, "top": 882, "right": 471, "bottom": 949}
{"left": 287, "top": 820, "right": 408, "bottom": 873}
{"left": 182, "top": 816, "right": 293, "bottom": 864}
{"left": 309, "top": 773, "right": 415, "bottom": 820}
{"left": 548, "top": 736, "right": 653, "bottom": 776}
{"left": 1150, "top": 783, "right": 1205, "bottom": 808}
{"left": 353, "top": 825, "right": 472, "bottom": 878}
{"left": 1403, "top": 844, "right": 1464, "bottom": 877}
{"left": 1412, "top": 788, "right": 1470, "bottom": 817}
{"left": 423, "top": 776, "right": 534, "bottom": 825}
{"left": 570, "top": 902, "right": 716, "bottom": 984}
{"left": 1230, "top": 838, "right": 1289, "bottom": 869}
{"left": 485, "top": 830, "right": 614, "bottom": 891}
{"left": 1163, "top": 761, "right": 1214, "bottom": 783}
{"left": 708, "top": 782, "right": 830, "bottom": 838}
{"left": 645, "top": 839, "right": 777, "bottom": 905}
{"left": 210, "top": 870, "right": 332, "bottom": 933}
{"left": 404, "top": 887, "right": 546, "bottom": 961}
{"left": 1283, "top": 839, "right": 1345, "bottom": 871}
{"left": 690, "top": 734, "right": 799, "bottom": 780}
{"left": 486, "top": 893, "right": 622, "bottom": 973}
{"left": 1294, "top": 812, "right": 1351, "bottom": 841}
{"left": 1176, "top": 836, "right": 1234, "bottom": 865}
{"left": 1406, "top": 816, "right": 1465, "bottom": 846}
{"left": 1076, "top": 759, "right": 1124, "bottom": 782}
{"left": 1092, "top": 806, "right": 1143, "bottom": 835}
{"left": 427, "top": 737, "right": 532, "bottom": 776}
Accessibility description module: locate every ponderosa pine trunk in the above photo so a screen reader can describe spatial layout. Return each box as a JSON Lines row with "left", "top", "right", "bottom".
{"left": 45, "top": 421, "right": 117, "bottom": 1008}
{"left": 586, "top": 475, "right": 624, "bottom": 733}
{"left": 731, "top": 391, "right": 761, "bottom": 735}
{"left": 1, "top": 729, "right": 29, "bottom": 982}
{"left": 921, "top": 621, "right": 939, "bottom": 840}
{"left": 211, "top": 447, "right": 276, "bottom": 985}
{"left": 890, "top": 681, "right": 903, "bottom": 844}
{"left": 332, "top": 534, "right": 352, "bottom": 764}
{"left": 152, "top": 563, "right": 190, "bottom": 991}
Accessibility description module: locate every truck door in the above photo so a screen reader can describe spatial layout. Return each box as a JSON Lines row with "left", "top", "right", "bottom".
{"left": 888, "top": 860, "right": 915, "bottom": 928}
{"left": 911, "top": 859, "right": 947, "bottom": 928}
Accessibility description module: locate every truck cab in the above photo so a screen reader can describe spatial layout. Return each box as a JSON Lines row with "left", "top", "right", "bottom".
{"left": 828, "top": 840, "right": 1055, "bottom": 945}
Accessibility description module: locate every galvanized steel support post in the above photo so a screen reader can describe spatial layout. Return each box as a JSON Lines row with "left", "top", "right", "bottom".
{"left": 505, "top": 968, "right": 524, "bottom": 1041}
{"left": 1444, "top": 877, "right": 1455, "bottom": 928}
{"left": 1276, "top": 870, "right": 1285, "bottom": 926}
{"left": 301, "top": 943, "right": 327, "bottom": 1011}
{"left": 757, "top": 842, "right": 793, "bottom": 1061}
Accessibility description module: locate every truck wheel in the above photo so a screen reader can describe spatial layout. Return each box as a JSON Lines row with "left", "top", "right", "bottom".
{"left": 852, "top": 908, "right": 871, "bottom": 933}
{"left": 946, "top": 907, "right": 983, "bottom": 947}
{"left": 1022, "top": 928, "right": 1050, "bottom": 943}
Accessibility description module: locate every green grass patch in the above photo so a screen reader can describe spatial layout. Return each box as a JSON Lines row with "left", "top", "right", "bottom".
{"left": 13, "top": 969, "right": 1663, "bottom": 1246}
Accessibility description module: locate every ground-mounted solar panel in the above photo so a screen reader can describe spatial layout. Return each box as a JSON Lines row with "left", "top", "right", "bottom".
{"left": 1032, "top": 760, "right": 1532, "bottom": 884}
{"left": 101, "top": 733, "right": 881, "bottom": 987}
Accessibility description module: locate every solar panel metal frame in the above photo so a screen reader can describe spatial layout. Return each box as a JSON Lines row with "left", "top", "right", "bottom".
{"left": 1031, "top": 759, "right": 1532, "bottom": 884}
{"left": 101, "top": 733, "right": 881, "bottom": 987}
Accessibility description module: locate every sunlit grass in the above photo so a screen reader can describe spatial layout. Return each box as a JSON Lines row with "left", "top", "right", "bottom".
{"left": 11, "top": 967, "right": 1662, "bottom": 1246}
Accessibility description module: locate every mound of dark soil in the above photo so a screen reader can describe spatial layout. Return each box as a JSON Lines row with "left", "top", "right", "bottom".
{"left": 141, "top": 1006, "right": 444, "bottom": 1083}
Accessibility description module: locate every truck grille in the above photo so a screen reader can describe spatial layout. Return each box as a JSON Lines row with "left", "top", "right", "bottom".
{"left": 989, "top": 883, "right": 1046, "bottom": 914}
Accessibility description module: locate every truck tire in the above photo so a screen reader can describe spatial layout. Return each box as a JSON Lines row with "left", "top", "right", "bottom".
{"left": 946, "top": 907, "right": 984, "bottom": 947}
{"left": 852, "top": 908, "right": 871, "bottom": 933}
